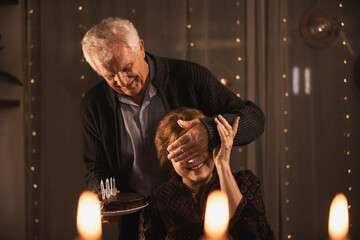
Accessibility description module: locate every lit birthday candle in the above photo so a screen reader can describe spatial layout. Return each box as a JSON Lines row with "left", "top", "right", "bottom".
{"left": 204, "top": 190, "right": 229, "bottom": 240}
{"left": 328, "top": 193, "right": 350, "bottom": 240}
{"left": 77, "top": 191, "right": 102, "bottom": 240}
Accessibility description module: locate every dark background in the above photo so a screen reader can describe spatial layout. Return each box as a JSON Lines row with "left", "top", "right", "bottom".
{"left": 0, "top": 0, "right": 359, "bottom": 239}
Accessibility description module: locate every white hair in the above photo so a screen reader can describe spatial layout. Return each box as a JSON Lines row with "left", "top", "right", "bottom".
{"left": 81, "top": 17, "right": 141, "bottom": 70}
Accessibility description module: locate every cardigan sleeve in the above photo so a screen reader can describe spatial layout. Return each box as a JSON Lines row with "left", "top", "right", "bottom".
{"left": 198, "top": 72, "right": 265, "bottom": 149}
{"left": 178, "top": 61, "right": 265, "bottom": 150}
{"left": 80, "top": 93, "right": 112, "bottom": 192}
{"left": 156, "top": 57, "right": 265, "bottom": 151}
{"left": 228, "top": 170, "right": 275, "bottom": 240}
{"left": 139, "top": 195, "right": 167, "bottom": 240}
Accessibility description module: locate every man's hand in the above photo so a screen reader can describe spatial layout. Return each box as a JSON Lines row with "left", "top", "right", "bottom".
{"left": 167, "top": 118, "right": 209, "bottom": 163}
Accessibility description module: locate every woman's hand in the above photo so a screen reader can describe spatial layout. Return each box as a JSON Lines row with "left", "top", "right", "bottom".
{"left": 212, "top": 115, "right": 240, "bottom": 168}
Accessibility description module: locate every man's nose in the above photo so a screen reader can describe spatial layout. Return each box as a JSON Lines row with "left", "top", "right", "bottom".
{"left": 114, "top": 71, "right": 129, "bottom": 87}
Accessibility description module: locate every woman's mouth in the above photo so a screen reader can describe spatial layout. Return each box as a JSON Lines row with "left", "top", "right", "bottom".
{"left": 189, "top": 161, "right": 205, "bottom": 170}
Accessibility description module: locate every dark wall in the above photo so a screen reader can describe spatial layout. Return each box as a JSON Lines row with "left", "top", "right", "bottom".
{"left": 0, "top": 0, "right": 25, "bottom": 239}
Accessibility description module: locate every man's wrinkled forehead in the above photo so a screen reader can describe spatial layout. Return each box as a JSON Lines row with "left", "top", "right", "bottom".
{"left": 91, "top": 54, "right": 118, "bottom": 75}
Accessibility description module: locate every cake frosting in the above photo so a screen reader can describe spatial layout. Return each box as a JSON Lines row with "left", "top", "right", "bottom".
{"left": 100, "top": 192, "right": 146, "bottom": 212}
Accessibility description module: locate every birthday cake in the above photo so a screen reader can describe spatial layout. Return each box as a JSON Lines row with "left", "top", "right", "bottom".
{"left": 100, "top": 192, "right": 146, "bottom": 212}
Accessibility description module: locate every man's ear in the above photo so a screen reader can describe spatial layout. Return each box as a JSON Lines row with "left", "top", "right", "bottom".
{"left": 139, "top": 39, "right": 145, "bottom": 58}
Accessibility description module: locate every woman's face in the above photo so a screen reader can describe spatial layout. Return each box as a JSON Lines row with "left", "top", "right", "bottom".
{"left": 170, "top": 134, "right": 215, "bottom": 191}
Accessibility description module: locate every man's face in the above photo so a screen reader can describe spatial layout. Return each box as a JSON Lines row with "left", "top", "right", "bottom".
{"left": 92, "top": 40, "right": 149, "bottom": 99}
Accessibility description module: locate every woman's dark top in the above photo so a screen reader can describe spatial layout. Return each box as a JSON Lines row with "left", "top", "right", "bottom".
{"left": 139, "top": 170, "right": 275, "bottom": 240}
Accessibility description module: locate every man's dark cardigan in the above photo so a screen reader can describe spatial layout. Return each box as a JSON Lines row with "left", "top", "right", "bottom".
{"left": 80, "top": 53, "right": 265, "bottom": 239}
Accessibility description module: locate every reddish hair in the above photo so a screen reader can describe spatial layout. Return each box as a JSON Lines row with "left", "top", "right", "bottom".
{"left": 155, "top": 108, "right": 206, "bottom": 172}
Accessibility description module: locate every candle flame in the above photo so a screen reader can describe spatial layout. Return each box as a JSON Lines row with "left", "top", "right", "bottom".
{"left": 77, "top": 191, "right": 102, "bottom": 240}
{"left": 204, "top": 190, "right": 229, "bottom": 239}
{"left": 328, "top": 193, "right": 349, "bottom": 239}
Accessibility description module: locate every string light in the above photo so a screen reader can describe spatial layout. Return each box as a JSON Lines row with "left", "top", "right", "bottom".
{"left": 338, "top": 2, "right": 352, "bottom": 233}
{"left": 281, "top": 8, "right": 292, "bottom": 239}
{"left": 77, "top": 1, "right": 88, "bottom": 114}
{"left": 186, "top": 1, "right": 194, "bottom": 59}
{"left": 234, "top": 0, "right": 244, "bottom": 105}
{"left": 27, "top": 1, "right": 42, "bottom": 238}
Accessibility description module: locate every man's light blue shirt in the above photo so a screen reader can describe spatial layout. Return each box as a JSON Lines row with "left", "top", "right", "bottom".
{"left": 116, "top": 55, "right": 169, "bottom": 196}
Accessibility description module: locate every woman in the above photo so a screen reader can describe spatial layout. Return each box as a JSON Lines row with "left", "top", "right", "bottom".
{"left": 139, "top": 108, "right": 275, "bottom": 240}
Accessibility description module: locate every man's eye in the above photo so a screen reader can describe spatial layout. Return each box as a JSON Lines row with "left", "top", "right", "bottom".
{"left": 108, "top": 75, "right": 114, "bottom": 80}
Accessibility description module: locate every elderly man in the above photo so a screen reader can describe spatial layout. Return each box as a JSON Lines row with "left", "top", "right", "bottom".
{"left": 80, "top": 17, "right": 264, "bottom": 239}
